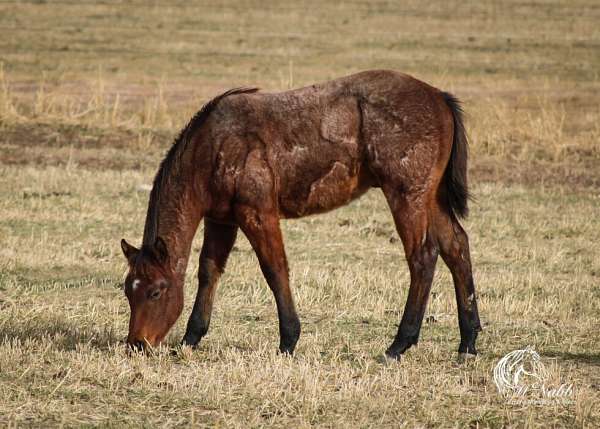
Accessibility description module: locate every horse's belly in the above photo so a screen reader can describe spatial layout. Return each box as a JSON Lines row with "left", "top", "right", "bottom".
{"left": 278, "top": 161, "right": 372, "bottom": 218}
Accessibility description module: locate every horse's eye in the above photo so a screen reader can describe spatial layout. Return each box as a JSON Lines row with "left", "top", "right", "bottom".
{"left": 148, "top": 288, "right": 161, "bottom": 300}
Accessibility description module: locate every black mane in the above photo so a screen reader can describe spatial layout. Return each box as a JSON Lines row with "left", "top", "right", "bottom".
{"left": 142, "top": 87, "right": 259, "bottom": 245}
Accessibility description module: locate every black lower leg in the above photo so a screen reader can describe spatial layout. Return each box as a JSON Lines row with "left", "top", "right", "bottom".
{"left": 456, "top": 278, "right": 481, "bottom": 355}
{"left": 182, "top": 306, "right": 211, "bottom": 347}
{"left": 437, "top": 217, "right": 482, "bottom": 357}
{"left": 385, "top": 245, "right": 438, "bottom": 360}
{"left": 181, "top": 220, "right": 237, "bottom": 348}
{"left": 278, "top": 312, "right": 301, "bottom": 355}
{"left": 385, "top": 320, "right": 422, "bottom": 359}
{"left": 262, "top": 264, "right": 301, "bottom": 355}
{"left": 182, "top": 263, "right": 217, "bottom": 347}
{"left": 182, "top": 320, "right": 209, "bottom": 347}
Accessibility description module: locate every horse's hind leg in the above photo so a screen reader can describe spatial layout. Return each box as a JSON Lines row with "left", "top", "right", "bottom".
{"left": 182, "top": 219, "right": 238, "bottom": 347}
{"left": 383, "top": 187, "right": 440, "bottom": 360}
{"left": 431, "top": 206, "right": 481, "bottom": 357}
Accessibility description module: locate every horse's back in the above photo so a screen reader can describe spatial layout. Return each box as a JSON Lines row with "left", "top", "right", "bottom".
{"left": 208, "top": 70, "right": 451, "bottom": 219}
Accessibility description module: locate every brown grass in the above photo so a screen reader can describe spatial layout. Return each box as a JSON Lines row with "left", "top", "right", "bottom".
{"left": 1, "top": 0, "right": 599, "bottom": 427}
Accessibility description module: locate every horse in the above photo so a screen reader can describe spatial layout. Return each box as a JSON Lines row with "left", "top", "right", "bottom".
{"left": 120, "top": 69, "right": 482, "bottom": 360}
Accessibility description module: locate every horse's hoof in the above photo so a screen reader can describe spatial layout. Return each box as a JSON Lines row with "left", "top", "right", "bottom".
{"left": 457, "top": 352, "right": 477, "bottom": 363}
{"left": 383, "top": 348, "right": 402, "bottom": 362}
{"left": 278, "top": 346, "right": 295, "bottom": 357}
{"left": 180, "top": 334, "right": 200, "bottom": 349}
{"left": 376, "top": 352, "right": 400, "bottom": 365}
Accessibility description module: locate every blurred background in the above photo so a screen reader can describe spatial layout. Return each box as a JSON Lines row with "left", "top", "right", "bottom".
{"left": 1, "top": 0, "right": 599, "bottom": 184}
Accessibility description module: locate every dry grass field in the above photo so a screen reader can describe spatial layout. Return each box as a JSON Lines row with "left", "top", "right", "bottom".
{"left": 1, "top": 1, "right": 599, "bottom": 427}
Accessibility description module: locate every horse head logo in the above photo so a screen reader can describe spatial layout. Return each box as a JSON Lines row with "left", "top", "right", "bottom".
{"left": 493, "top": 346, "right": 549, "bottom": 396}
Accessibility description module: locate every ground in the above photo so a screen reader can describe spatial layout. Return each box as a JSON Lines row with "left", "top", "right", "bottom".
{"left": 0, "top": 1, "right": 599, "bottom": 427}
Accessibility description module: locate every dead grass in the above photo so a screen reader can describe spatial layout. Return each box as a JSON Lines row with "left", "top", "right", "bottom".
{"left": 1, "top": 0, "right": 600, "bottom": 427}
{"left": 1, "top": 167, "right": 599, "bottom": 427}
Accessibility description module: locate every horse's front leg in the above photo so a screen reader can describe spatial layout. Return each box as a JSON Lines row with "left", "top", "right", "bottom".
{"left": 182, "top": 218, "right": 238, "bottom": 347}
{"left": 235, "top": 205, "right": 301, "bottom": 355}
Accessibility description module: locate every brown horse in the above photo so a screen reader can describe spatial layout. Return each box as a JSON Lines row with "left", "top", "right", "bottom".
{"left": 120, "top": 70, "right": 481, "bottom": 360}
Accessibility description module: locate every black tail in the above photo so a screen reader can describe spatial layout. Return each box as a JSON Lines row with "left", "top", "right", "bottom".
{"left": 441, "top": 92, "right": 470, "bottom": 219}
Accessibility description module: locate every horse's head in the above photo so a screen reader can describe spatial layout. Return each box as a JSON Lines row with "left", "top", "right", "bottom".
{"left": 120, "top": 237, "right": 184, "bottom": 351}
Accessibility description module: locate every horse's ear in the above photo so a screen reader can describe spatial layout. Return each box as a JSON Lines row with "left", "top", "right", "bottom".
{"left": 121, "top": 239, "right": 139, "bottom": 264}
{"left": 154, "top": 236, "right": 169, "bottom": 263}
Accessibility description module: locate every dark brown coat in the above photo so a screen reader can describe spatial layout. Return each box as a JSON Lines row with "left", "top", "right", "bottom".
{"left": 121, "top": 70, "right": 480, "bottom": 359}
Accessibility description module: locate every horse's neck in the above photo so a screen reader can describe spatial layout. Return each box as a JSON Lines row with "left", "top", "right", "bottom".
{"left": 143, "top": 176, "right": 204, "bottom": 279}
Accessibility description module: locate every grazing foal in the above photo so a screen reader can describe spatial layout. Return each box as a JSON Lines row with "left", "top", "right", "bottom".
{"left": 120, "top": 70, "right": 481, "bottom": 359}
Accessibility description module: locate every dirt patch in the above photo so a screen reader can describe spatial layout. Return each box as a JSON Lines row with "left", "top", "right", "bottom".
{"left": 0, "top": 123, "right": 169, "bottom": 170}
{"left": 471, "top": 156, "right": 600, "bottom": 189}
{"left": 1, "top": 122, "right": 599, "bottom": 188}
{"left": 0, "top": 122, "right": 171, "bottom": 150}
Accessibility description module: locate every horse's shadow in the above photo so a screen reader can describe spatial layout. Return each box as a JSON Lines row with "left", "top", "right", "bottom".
{"left": 545, "top": 350, "right": 600, "bottom": 366}
{"left": 0, "top": 315, "right": 123, "bottom": 352}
